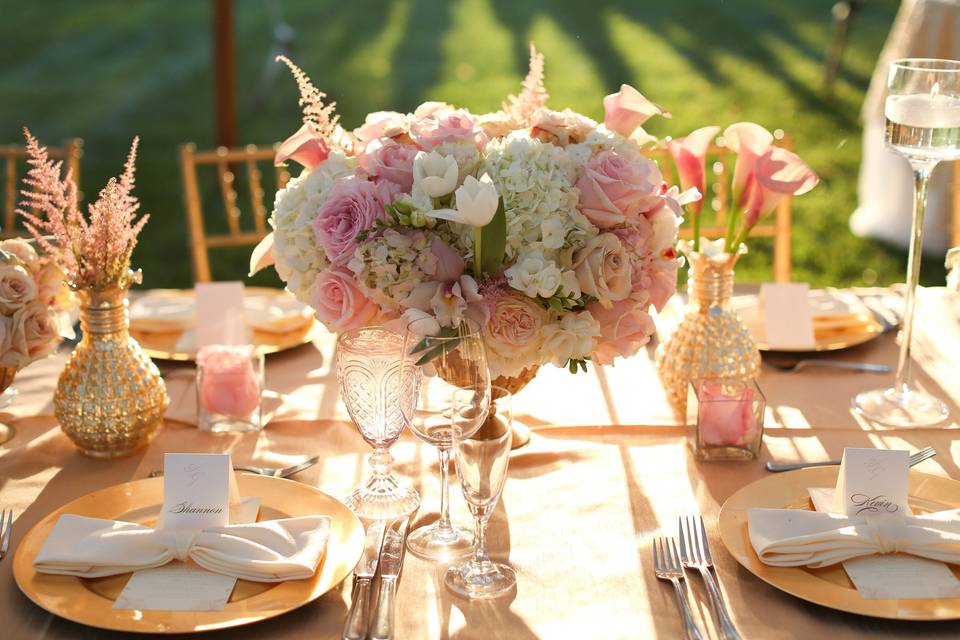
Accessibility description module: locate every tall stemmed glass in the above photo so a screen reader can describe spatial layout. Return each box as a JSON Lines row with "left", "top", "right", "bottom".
{"left": 401, "top": 319, "right": 491, "bottom": 561}
{"left": 445, "top": 387, "right": 515, "bottom": 599}
{"left": 854, "top": 58, "right": 960, "bottom": 426}
{"left": 336, "top": 326, "right": 421, "bottom": 520}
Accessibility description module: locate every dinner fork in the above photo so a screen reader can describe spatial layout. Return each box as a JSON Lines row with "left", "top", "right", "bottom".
{"left": 679, "top": 516, "right": 740, "bottom": 640}
{"left": 653, "top": 537, "right": 704, "bottom": 640}
{"left": 147, "top": 456, "right": 319, "bottom": 479}
{"left": 766, "top": 446, "right": 936, "bottom": 473}
{"left": 762, "top": 359, "right": 890, "bottom": 374}
{"left": 0, "top": 509, "right": 12, "bottom": 561}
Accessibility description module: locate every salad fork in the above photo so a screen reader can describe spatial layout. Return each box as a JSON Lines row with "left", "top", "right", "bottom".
{"left": 0, "top": 509, "right": 12, "bottom": 561}
{"left": 652, "top": 537, "right": 704, "bottom": 640}
{"left": 679, "top": 516, "right": 740, "bottom": 640}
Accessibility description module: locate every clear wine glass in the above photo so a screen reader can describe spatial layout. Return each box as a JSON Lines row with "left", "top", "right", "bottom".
{"left": 445, "top": 387, "right": 515, "bottom": 599}
{"left": 401, "top": 318, "right": 491, "bottom": 561}
{"left": 336, "top": 326, "right": 420, "bottom": 520}
{"left": 853, "top": 58, "right": 960, "bottom": 427}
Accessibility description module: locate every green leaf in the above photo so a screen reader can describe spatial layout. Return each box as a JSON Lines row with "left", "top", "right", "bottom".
{"left": 479, "top": 197, "right": 506, "bottom": 276}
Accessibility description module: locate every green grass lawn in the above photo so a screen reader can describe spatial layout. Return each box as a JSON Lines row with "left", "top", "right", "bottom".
{"left": 2, "top": 0, "right": 944, "bottom": 289}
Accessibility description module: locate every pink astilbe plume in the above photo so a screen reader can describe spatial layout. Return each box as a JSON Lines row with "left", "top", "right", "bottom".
{"left": 276, "top": 55, "right": 342, "bottom": 144}
{"left": 503, "top": 43, "right": 549, "bottom": 125}
{"left": 18, "top": 130, "right": 149, "bottom": 290}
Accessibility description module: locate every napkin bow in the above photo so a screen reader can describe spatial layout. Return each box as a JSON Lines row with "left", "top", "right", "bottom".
{"left": 33, "top": 514, "right": 330, "bottom": 582}
{"left": 748, "top": 507, "right": 960, "bottom": 568}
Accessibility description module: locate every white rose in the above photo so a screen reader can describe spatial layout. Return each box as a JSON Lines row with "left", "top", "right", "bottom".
{"left": 540, "top": 215, "right": 566, "bottom": 249}
{"left": 0, "top": 264, "right": 38, "bottom": 314}
{"left": 572, "top": 233, "right": 631, "bottom": 307}
{"left": 542, "top": 311, "right": 601, "bottom": 367}
{"left": 413, "top": 151, "right": 458, "bottom": 198}
{"left": 505, "top": 250, "right": 563, "bottom": 298}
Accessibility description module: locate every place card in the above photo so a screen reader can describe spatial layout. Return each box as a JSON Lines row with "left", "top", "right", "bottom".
{"left": 160, "top": 453, "right": 230, "bottom": 530}
{"left": 760, "top": 283, "right": 815, "bottom": 350}
{"left": 831, "top": 448, "right": 909, "bottom": 517}
{"left": 195, "top": 281, "right": 246, "bottom": 347}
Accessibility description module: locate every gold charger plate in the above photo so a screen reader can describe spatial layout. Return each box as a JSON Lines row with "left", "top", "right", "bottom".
{"left": 718, "top": 466, "right": 960, "bottom": 620}
{"left": 13, "top": 474, "right": 364, "bottom": 634}
{"left": 755, "top": 314, "right": 885, "bottom": 352}
{"left": 129, "top": 287, "right": 319, "bottom": 362}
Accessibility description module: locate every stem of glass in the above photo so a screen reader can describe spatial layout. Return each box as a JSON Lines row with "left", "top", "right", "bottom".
{"left": 894, "top": 164, "right": 935, "bottom": 396}
{"left": 436, "top": 445, "right": 453, "bottom": 534}
{"left": 472, "top": 512, "right": 490, "bottom": 569}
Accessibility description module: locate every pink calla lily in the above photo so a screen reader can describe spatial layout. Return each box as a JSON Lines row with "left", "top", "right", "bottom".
{"left": 668, "top": 126, "right": 720, "bottom": 214}
{"left": 248, "top": 232, "right": 275, "bottom": 276}
{"left": 274, "top": 123, "right": 330, "bottom": 169}
{"left": 603, "top": 84, "right": 671, "bottom": 139}
{"left": 723, "top": 122, "right": 774, "bottom": 207}
{"left": 742, "top": 147, "right": 819, "bottom": 228}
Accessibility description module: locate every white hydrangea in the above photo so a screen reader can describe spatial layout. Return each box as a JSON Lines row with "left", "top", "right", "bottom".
{"left": 541, "top": 311, "right": 601, "bottom": 367}
{"left": 270, "top": 152, "right": 357, "bottom": 302}
{"left": 481, "top": 131, "right": 594, "bottom": 263}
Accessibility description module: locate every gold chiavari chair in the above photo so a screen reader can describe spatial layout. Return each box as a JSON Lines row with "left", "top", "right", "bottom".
{"left": 1, "top": 138, "right": 82, "bottom": 238}
{"left": 645, "top": 135, "right": 795, "bottom": 283}
{"left": 179, "top": 143, "right": 291, "bottom": 282}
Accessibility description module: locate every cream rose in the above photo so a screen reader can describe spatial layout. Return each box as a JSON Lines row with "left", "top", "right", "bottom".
{"left": 0, "top": 239, "right": 39, "bottom": 270}
{"left": 0, "top": 316, "right": 26, "bottom": 369}
{"left": 572, "top": 233, "right": 631, "bottom": 306}
{"left": 541, "top": 311, "right": 601, "bottom": 368}
{"left": 483, "top": 294, "right": 547, "bottom": 378}
{"left": 0, "top": 264, "right": 38, "bottom": 314}
{"left": 11, "top": 302, "right": 59, "bottom": 362}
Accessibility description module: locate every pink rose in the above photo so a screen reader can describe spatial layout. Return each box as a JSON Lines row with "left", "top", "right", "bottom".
{"left": 697, "top": 381, "right": 759, "bottom": 446}
{"left": 314, "top": 178, "right": 400, "bottom": 265}
{"left": 572, "top": 233, "right": 632, "bottom": 306}
{"left": 11, "top": 301, "right": 59, "bottom": 363}
{"left": 311, "top": 268, "right": 380, "bottom": 331}
{"left": 588, "top": 299, "right": 655, "bottom": 365}
{"left": 603, "top": 84, "right": 670, "bottom": 138}
{"left": 0, "top": 264, "right": 38, "bottom": 314}
{"left": 410, "top": 109, "right": 484, "bottom": 150}
{"left": 0, "top": 316, "right": 26, "bottom": 369}
{"left": 197, "top": 345, "right": 261, "bottom": 417}
{"left": 483, "top": 293, "right": 546, "bottom": 372}
{"left": 360, "top": 139, "right": 417, "bottom": 192}
{"left": 274, "top": 123, "right": 329, "bottom": 169}
{"left": 530, "top": 108, "right": 596, "bottom": 145}
{"left": 577, "top": 151, "right": 662, "bottom": 228}
{"left": 0, "top": 239, "right": 39, "bottom": 270}
{"left": 354, "top": 111, "right": 408, "bottom": 146}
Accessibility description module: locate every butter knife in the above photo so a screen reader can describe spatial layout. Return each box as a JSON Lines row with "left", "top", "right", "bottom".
{"left": 342, "top": 519, "right": 387, "bottom": 640}
{"left": 370, "top": 516, "right": 411, "bottom": 640}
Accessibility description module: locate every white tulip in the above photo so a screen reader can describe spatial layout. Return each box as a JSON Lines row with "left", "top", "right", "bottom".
{"left": 424, "top": 173, "right": 499, "bottom": 227}
{"left": 413, "top": 151, "right": 458, "bottom": 198}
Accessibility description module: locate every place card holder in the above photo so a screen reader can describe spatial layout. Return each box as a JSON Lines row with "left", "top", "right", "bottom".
{"left": 687, "top": 378, "right": 766, "bottom": 461}
{"left": 196, "top": 344, "right": 264, "bottom": 433}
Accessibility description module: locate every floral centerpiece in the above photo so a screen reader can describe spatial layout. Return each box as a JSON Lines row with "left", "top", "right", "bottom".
{"left": 252, "top": 46, "right": 694, "bottom": 380}
{"left": 19, "top": 130, "right": 168, "bottom": 457}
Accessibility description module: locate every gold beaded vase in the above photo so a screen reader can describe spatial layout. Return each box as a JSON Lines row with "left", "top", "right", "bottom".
{"left": 55, "top": 285, "right": 168, "bottom": 458}
{"left": 655, "top": 248, "right": 760, "bottom": 418}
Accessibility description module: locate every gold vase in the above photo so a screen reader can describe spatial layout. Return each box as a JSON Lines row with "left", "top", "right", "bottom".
{"left": 55, "top": 286, "right": 168, "bottom": 458}
{"left": 492, "top": 365, "right": 538, "bottom": 449}
{"left": 0, "top": 367, "right": 16, "bottom": 445}
{"left": 655, "top": 249, "right": 760, "bottom": 418}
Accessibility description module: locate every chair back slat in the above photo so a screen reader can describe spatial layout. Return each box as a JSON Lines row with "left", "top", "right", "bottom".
{"left": 179, "top": 143, "right": 284, "bottom": 282}
{"left": 0, "top": 139, "right": 82, "bottom": 238}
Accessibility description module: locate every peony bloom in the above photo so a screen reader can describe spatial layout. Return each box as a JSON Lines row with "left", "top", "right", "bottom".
{"left": 275, "top": 123, "right": 330, "bottom": 169}
{"left": 410, "top": 109, "right": 483, "bottom": 150}
{"left": 0, "top": 264, "right": 38, "bottom": 314}
{"left": 589, "top": 299, "right": 655, "bottom": 365}
{"left": 314, "top": 178, "right": 398, "bottom": 265}
{"left": 668, "top": 126, "right": 720, "bottom": 215}
{"left": 483, "top": 293, "right": 547, "bottom": 378}
{"left": 361, "top": 138, "right": 418, "bottom": 192}
{"left": 197, "top": 345, "right": 261, "bottom": 417}
{"left": 576, "top": 150, "right": 662, "bottom": 228}
{"left": 723, "top": 122, "right": 774, "bottom": 206}
{"left": 413, "top": 151, "right": 459, "bottom": 198}
{"left": 572, "top": 233, "right": 632, "bottom": 307}
{"left": 311, "top": 268, "right": 380, "bottom": 331}
{"left": 602, "top": 84, "right": 670, "bottom": 139}
{"left": 541, "top": 311, "right": 601, "bottom": 368}
{"left": 742, "top": 147, "right": 819, "bottom": 228}
{"left": 353, "top": 111, "right": 408, "bottom": 146}
{"left": 505, "top": 250, "right": 564, "bottom": 298}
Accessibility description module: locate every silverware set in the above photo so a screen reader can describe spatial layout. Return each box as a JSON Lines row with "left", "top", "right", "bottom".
{"left": 147, "top": 455, "right": 319, "bottom": 479}
{"left": 762, "top": 358, "right": 890, "bottom": 374}
{"left": 343, "top": 516, "right": 412, "bottom": 640}
{"left": 653, "top": 515, "right": 739, "bottom": 640}
{"left": 0, "top": 509, "right": 12, "bottom": 561}
{"left": 766, "top": 446, "right": 935, "bottom": 473}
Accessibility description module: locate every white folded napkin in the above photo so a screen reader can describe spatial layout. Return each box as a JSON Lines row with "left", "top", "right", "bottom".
{"left": 33, "top": 513, "right": 330, "bottom": 582}
{"left": 748, "top": 507, "right": 960, "bottom": 568}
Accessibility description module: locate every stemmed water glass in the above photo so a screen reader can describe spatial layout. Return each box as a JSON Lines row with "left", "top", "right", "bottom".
{"left": 336, "top": 326, "right": 421, "bottom": 520}
{"left": 445, "top": 387, "right": 516, "bottom": 599}
{"left": 401, "top": 319, "right": 491, "bottom": 560}
{"left": 854, "top": 58, "right": 960, "bottom": 426}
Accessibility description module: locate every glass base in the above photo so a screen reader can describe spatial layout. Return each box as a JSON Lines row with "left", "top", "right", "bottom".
{"left": 0, "top": 422, "right": 14, "bottom": 445}
{"left": 853, "top": 387, "right": 950, "bottom": 427}
{"left": 406, "top": 521, "right": 474, "bottom": 561}
{"left": 344, "top": 475, "right": 420, "bottom": 520}
{"left": 445, "top": 560, "right": 516, "bottom": 599}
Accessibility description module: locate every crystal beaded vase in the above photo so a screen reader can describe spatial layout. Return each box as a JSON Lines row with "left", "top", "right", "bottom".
{"left": 55, "top": 285, "right": 168, "bottom": 458}
{"left": 656, "top": 248, "right": 760, "bottom": 418}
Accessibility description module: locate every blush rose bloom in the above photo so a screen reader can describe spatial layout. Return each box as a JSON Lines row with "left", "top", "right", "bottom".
{"left": 530, "top": 108, "right": 596, "bottom": 146}
{"left": 354, "top": 111, "right": 408, "bottom": 146}
{"left": 274, "top": 123, "right": 330, "bottom": 169}
{"left": 410, "top": 109, "right": 483, "bottom": 150}
{"left": 576, "top": 150, "right": 663, "bottom": 228}
{"left": 0, "top": 239, "right": 39, "bottom": 270}
{"left": 572, "top": 233, "right": 632, "bottom": 306}
{"left": 697, "top": 381, "right": 759, "bottom": 446}
{"left": 0, "top": 264, "right": 38, "bottom": 314}
{"left": 314, "top": 178, "right": 400, "bottom": 265}
{"left": 361, "top": 139, "right": 417, "bottom": 192}
{"left": 311, "top": 268, "right": 380, "bottom": 331}
{"left": 197, "top": 345, "right": 261, "bottom": 417}
{"left": 484, "top": 293, "right": 547, "bottom": 377}
{"left": 589, "top": 299, "right": 655, "bottom": 365}
{"left": 11, "top": 301, "right": 59, "bottom": 363}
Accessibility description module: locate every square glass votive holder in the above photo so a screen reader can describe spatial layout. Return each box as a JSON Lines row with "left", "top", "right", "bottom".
{"left": 687, "top": 378, "right": 765, "bottom": 461}
{"left": 196, "top": 344, "right": 264, "bottom": 433}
